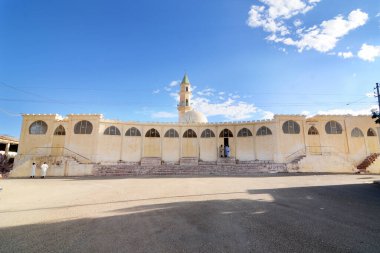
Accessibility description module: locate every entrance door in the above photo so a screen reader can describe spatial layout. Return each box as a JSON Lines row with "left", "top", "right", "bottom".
{"left": 219, "top": 129, "right": 233, "bottom": 157}
{"left": 224, "top": 138, "right": 229, "bottom": 147}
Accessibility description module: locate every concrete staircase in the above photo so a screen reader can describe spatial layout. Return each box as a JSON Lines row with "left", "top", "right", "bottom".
{"left": 141, "top": 157, "right": 161, "bottom": 166}
{"left": 357, "top": 153, "right": 380, "bottom": 173}
{"left": 287, "top": 155, "right": 306, "bottom": 173}
{"left": 180, "top": 157, "right": 199, "bottom": 166}
{"left": 94, "top": 161, "right": 288, "bottom": 177}
{"left": 217, "top": 157, "right": 236, "bottom": 165}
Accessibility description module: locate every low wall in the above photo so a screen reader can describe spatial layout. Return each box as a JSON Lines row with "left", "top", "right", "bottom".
{"left": 10, "top": 154, "right": 380, "bottom": 177}
{"left": 298, "top": 155, "right": 356, "bottom": 173}
{"left": 367, "top": 159, "right": 380, "bottom": 174}
{"left": 10, "top": 156, "right": 93, "bottom": 178}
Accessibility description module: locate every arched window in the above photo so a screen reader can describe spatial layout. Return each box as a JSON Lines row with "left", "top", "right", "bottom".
{"left": 74, "top": 120, "right": 93, "bottom": 134}
{"left": 186, "top": 99, "right": 189, "bottom": 106}
{"left": 54, "top": 125, "right": 66, "bottom": 136}
{"left": 237, "top": 128, "right": 252, "bottom": 137}
{"left": 145, "top": 128, "right": 160, "bottom": 137}
{"left": 219, "top": 129, "right": 233, "bottom": 137}
{"left": 256, "top": 126, "right": 272, "bottom": 136}
{"left": 351, "top": 127, "right": 364, "bottom": 137}
{"left": 164, "top": 129, "right": 179, "bottom": 138}
{"left": 282, "top": 120, "right": 300, "bottom": 134}
{"left": 104, "top": 126, "right": 121, "bottom": 135}
{"left": 125, "top": 127, "right": 141, "bottom": 136}
{"left": 367, "top": 128, "right": 377, "bottom": 137}
{"left": 183, "top": 129, "right": 197, "bottom": 138}
{"left": 29, "top": 120, "right": 48, "bottom": 135}
{"left": 325, "top": 121, "right": 342, "bottom": 134}
{"left": 308, "top": 126, "right": 319, "bottom": 135}
{"left": 201, "top": 129, "right": 215, "bottom": 138}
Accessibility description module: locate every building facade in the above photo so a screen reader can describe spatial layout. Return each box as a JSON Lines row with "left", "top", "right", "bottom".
{"left": 11, "top": 75, "right": 380, "bottom": 177}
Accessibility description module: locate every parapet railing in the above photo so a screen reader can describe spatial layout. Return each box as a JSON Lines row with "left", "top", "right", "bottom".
{"left": 286, "top": 146, "right": 349, "bottom": 163}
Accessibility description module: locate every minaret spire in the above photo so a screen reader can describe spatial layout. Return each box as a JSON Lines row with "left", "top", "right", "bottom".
{"left": 177, "top": 73, "right": 192, "bottom": 122}
{"left": 181, "top": 73, "right": 190, "bottom": 84}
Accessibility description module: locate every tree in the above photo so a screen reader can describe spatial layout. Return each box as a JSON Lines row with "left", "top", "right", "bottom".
{"left": 0, "top": 154, "right": 14, "bottom": 177}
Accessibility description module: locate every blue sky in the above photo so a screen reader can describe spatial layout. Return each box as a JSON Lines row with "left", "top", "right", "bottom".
{"left": 1, "top": 0, "right": 380, "bottom": 137}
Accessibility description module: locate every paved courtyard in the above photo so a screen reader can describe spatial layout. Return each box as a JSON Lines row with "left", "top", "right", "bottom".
{"left": 1, "top": 174, "right": 380, "bottom": 252}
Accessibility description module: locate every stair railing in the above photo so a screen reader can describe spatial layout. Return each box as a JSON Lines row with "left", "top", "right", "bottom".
{"left": 16, "top": 146, "right": 93, "bottom": 164}
{"left": 285, "top": 147, "right": 306, "bottom": 163}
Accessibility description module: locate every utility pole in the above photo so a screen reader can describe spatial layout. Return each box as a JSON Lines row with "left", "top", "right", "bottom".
{"left": 371, "top": 83, "right": 380, "bottom": 124}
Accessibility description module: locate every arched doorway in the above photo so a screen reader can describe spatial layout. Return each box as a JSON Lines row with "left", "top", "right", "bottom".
{"left": 219, "top": 129, "right": 233, "bottom": 157}
{"left": 52, "top": 125, "right": 66, "bottom": 157}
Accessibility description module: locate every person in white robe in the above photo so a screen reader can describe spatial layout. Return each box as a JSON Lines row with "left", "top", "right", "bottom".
{"left": 30, "top": 162, "right": 36, "bottom": 178}
{"left": 41, "top": 162, "right": 49, "bottom": 178}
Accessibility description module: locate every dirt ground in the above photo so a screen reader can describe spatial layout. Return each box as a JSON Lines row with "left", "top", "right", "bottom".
{"left": 1, "top": 174, "right": 380, "bottom": 252}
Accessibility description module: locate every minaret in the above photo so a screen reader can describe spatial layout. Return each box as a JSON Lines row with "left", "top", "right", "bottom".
{"left": 177, "top": 73, "right": 192, "bottom": 122}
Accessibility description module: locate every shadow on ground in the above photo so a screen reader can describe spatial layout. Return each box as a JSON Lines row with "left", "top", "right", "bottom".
{"left": 1, "top": 184, "right": 380, "bottom": 253}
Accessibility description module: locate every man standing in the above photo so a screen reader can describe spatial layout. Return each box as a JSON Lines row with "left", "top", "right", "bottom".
{"left": 41, "top": 162, "right": 49, "bottom": 179}
{"left": 219, "top": 145, "right": 224, "bottom": 158}
{"left": 225, "top": 145, "right": 230, "bottom": 158}
{"left": 30, "top": 162, "right": 36, "bottom": 178}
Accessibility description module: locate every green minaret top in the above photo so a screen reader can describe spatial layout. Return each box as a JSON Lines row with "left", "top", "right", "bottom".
{"left": 181, "top": 73, "right": 190, "bottom": 84}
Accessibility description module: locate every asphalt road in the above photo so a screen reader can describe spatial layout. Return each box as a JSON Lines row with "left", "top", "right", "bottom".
{"left": 1, "top": 174, "right": 380, "bottom": 253}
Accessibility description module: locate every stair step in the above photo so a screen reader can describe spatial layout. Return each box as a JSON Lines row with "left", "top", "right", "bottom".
{"left": 357, "top": 153, "right": 380, "bottom": 172}
{"left": 94, "top": 162, "right": 288, "bottom": 176}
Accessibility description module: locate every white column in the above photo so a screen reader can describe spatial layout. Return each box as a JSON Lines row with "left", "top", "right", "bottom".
{"left": 5, "top": 143, "right": 10, "bottom": 156}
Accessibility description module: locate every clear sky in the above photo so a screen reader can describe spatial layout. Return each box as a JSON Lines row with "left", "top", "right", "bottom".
{"left": 1, "top": 0, "right": 380, "bottom": 138}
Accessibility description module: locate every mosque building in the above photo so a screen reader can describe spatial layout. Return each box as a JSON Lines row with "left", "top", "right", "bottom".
{"left": 10, "top": 74, "right": 380, "bottom": 177}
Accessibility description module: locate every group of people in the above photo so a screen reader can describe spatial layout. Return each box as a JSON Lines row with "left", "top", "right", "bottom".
{"left": 30, "top": 162, "right": 49, "bottom": 178}
{"left": 219, "top": 145, "right": 230, "bottom": 158}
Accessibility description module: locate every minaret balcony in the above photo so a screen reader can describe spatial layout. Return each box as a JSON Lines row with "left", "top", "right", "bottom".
{"left": 177, "top": 105, "right": 192, "bottom": 110}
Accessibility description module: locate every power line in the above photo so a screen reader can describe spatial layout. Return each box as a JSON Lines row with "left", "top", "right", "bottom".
{"left": 1, "top": 81, "right": 372, "bottom": 97}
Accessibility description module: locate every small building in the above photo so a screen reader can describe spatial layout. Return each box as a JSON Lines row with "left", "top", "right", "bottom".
{"left": 0, "top": 135, "right": 18, "bottom": 158}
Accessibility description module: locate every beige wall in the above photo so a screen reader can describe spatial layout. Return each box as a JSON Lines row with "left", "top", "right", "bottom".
{"left": 255, "top": 136, "right": 274, "bottom": 160}
{"left": 97, "top": 135, "right": 122, "bottom": 162}
{"left": 143, "top": 137, "right": 161, "bottom": 157}
{"left": 278, "top": 118, "right": 305, "bottom": 161}
{"left": 123, "top": 137, "right": 142, "bottom": 162}
{"left": 162, "top": 138, "right": 180, "bottom": 162}
{"left": 12, "top": 114, "right": 380, "bottom": 177}
{"left": 96, "top": 123, "right": 123, "bottom": 162}
{"left": 60, "top": 115, "right": 102, "bottom": 162}
{"left": 236, "top": 137, "right": 254, "bottom": 161}
{"left": 181, "top": 138, "right": 198, "bottom": 157}
{"left": 200, "top": 138, "right": 217, "bottom": 161}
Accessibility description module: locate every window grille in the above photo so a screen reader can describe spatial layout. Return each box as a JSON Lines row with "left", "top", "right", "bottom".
{"left": 325, "top": 121, "right": 342, "bottom": 134}
{"left": 282, "top": 120, "right": 300, "bottom": 134}
{"left": 237, "top": 128, "right": 253, "bottom": 137}
{"left": 219, "top": 129, "right": 233, "bottom": 137}
{"left": 256, "top": 126, "right": 272, "bottom": 136}
{"left": 29, "top": 120, "right": 48, "bottom": 135}
{"left": 367, "top": 128, "right": 377, "bottom": 136}
{"left": 54, "top": 125, "right": 66, "bottom": 135}
{"left": 74, "top": 120, "right": 93, "bottom": 134}
{"left": 308, "top": 126, "right": 319, "bottom": 135}
{"left": 125, "top": 127, "right": 141, "bottom": 136}
{"left": 183, "top": 129, "right": 197, "bottom": 138}
{"left": 104, "top": 126, "right": 121, "bottom": 135}
{"left": 201, "top": 129, "right": 215, "bottom": 138}
{"left": 351, "top": 128, "right": 364, "bottom": 137}
{"left": 164, "top": 129, "right": 179, "bottom": 138}
{"left": 145, "top": 128, "right": 160, "bottom": 137}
